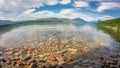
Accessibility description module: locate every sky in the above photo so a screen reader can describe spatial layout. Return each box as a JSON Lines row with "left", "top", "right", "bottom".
{"left": 0, "top": 0, "right": 120, "bottom": 22}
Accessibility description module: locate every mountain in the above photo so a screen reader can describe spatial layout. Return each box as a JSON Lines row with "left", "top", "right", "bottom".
{"left": 88, "top": 20, "right": 101, "bottom": 26}
{"left": 0, "top": 18, "right": 76, "bottom": 27}
{"left": 97, "top": 18, "right": 120, "bottom": 42}
{"left": 0, "top": 20, "right": 12, "bottom": 26}
{"left": 13, "top": 18, "right": 74, "bottom": 26}
{"left": 73, "top": 18, "right": 88, "bottom": 26}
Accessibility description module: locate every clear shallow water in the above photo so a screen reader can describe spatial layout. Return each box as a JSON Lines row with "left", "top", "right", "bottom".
{"left": 0, "top": 24, "right": 119, "bottom": 49}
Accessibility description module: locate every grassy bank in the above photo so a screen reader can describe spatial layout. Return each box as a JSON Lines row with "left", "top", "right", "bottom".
{"left": 97, "top": 18, "right": 120, "bottom": 42}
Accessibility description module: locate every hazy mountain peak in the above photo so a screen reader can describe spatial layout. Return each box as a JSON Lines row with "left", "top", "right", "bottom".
{"left": 73, "top": 18, "right": 88, "bottom": 26}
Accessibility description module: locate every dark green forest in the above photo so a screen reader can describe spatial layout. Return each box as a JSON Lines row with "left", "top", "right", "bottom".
{"left": 97, "top": 18, "right": 120, "bottom": 42}
{"left": 13, "top": 18, "right": 74, "bottom": 26}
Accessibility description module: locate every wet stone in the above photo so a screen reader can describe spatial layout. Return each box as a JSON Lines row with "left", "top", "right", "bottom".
{"left": 5, "top": 60, "right": 11, "bottom": 65}
{"left": 0, "top": 63, "right": 2, "bottom": 68}
{"left": 29, "top": 63, "right": 38, "bottom": 68}
{"left": 11, "top": 61, "right": 17, "bottom": 66}
{"left": 23, "top": 55, "right": 32, "bottom": 61}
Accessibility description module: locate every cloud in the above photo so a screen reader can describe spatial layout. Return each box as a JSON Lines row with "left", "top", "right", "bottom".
{"left": 97, "top": 2, "right": 120, "bottom": 12}
{"left": 0, "top": 0, "right": 117, "bottom": 21}
{"left": 0, "top": 0, "right": 71, "bottom": 13}
{"left": 22, "top": 9, "right": 35, "bottom": 15}
{"left": 2, "top": 7, "right": 113, "bottom": 22}
{"left": 18, "top": 8, "right": 97, "bottom": 22}
{"left": 96, "top": 15, "right": 115, "bottom": 21}
{"left": 59, "top": 0, "right": 71, "bottom": 5}
{"left": 0, "top": 0, "right": 44, "bottom": 13}
{"left": 45, "top": 0, "right": 58, "bottom": 5}
{"left": 60, "top": 9, "right": 75, "bottom": 14}
{"left": 0, "top": 0, "right": 72, "bottom": 20}
{"left": 45, "top": 0, "right": 71, "bottom": 5}
{"left": 73, "top": 1, "right": 89, "bottom": 7}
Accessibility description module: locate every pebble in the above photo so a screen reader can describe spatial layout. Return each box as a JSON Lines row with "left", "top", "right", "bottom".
{"left": 12, "top": 57, "right": 20, "bottom": 61}
{"left": 29, "top": 63, "right": 37, "bottom": 68}
{"left": 0, "top": 40, "right": 119, "bottom": 68}
{"left": 23, "top": 55, "right": 32, "bottom": 61}
{"left": 0, "top": 52, "right": 2, "bottom": 56}
{"left": 58, "top": 61, "right": 65, "bottom": 66}
{"left": 0, "top": 63, "right": 2, "bottom": 68}
{"left": 5, "top": 60, "right": 11, "bottom": 65}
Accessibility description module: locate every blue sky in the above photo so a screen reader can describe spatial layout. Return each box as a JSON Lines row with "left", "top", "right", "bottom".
{"left": 0, "top": 0, "right": 120, "bottom": 21}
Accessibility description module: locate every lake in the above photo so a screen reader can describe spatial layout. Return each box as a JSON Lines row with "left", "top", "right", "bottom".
{"left": 0, "top": 24, "right": 119, "bottom": 51}
{"left": 0, "top": 24, "right": 119, "bottom": 67}
{"left": 0, "top": 24, "right": 119, "bottom": 47}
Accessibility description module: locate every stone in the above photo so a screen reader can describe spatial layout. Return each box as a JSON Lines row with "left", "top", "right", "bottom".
{"left": 12, "top": 57, "right": 20, "bottom": 61}
{"left": 82, "top": 60, "right": 89, "bottom": 63}
{"left": 29, "top": 63, "right": 37, "bottom": 68}
{"left": 39, "top": 54, "right": 45, "bottom": 58}
{"left": 29, "top": 59, "right": 36, "bottom": 63}
{"left": 0, "top": 63, "right": 2, "bottom": 68}
{"left": 0, "top": 51, "right": 2, "bottom": 56}
{"left": 58, "top": 61, "right": 65, "bottom": 66}
{"left": 5, "top": 60, "right": 11, "bottom": 65}
{"left": 0, "top": 58, "right": 5, "bottom": 62}
{"left": 73, "top": 65, "right": 80, "bottom": 68}
{"left": 50, "top": 62, "right": 58, "bottom": 67}
{"left": 17, "top": 61, "right": 25, "bottom": 66}
{"left": 23, "top": 55, "right": 32, "bottom": 61}
{"left": 50, "top": 56, "right": 57, "bottom": 62}
{"left": 11, "top": 61, "right": 17, "bottom": 66}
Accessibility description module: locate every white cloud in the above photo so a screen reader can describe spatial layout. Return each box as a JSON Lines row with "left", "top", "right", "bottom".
{"left": 18, "top": 9, "right": 97, "bottom": 22}
{"left": 45, "top": 0, "right": 58, "bottom": 5}
{"left": 73, "top": 1, "right": 89, "bottom": 7}
{"left": 0, "top": 0, "right": 72, "bottom": 20}
{"left": 22, "top": 9, "right": 35, "bottom": 15}
{"left": 0, "top": 0, "right": 44, "bottom": 13}
{"left": 59, "top": 0, "right": 71, "bottom": 4}
{"left": 0, "top": 0, "right": 116, "bottom": 21}
{"left": 0, "top": 0, "right": 4, "bottom": 8}
{"left": 60, "top": 9, "right": 75, "bottom": 14}
{"left": 96, "top": 15, "right": 115, "bottom": 21}
{"left": 45, "top": 0, "right": 71, "bottom": 5}
{"left": 97, "top": 2, "right": 120, "bottom": 12}
{"left": 0, "top": 7, "right": 114, "bottom": 22}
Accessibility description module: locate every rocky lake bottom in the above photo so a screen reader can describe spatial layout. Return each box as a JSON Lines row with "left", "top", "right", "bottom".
{"left": 0, "top": 25, "right": 120, "bottom": 68}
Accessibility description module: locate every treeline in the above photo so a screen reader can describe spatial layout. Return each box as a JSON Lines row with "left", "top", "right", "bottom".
{"left": 13, "top": 18, "right": 72, "bottom": 26}
{"left": 0, "top": 18, "right": 74, "bottom": 28}
{"left": 97, "top": 18, "right": 120, "bottom": 42}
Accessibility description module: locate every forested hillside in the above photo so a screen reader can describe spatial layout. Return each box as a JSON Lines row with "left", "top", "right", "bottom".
{"left": 12, "top": 18, "right": 74, "bottom": 26}
{"left": 97, "top": 18, "right": 120, "bottom": 42}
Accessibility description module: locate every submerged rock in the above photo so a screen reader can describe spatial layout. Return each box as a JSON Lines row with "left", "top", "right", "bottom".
{"left": 0, "top": 25, "right": 119, "bottom": 68}
{"left": 23, "top": 55, "right": 32, "bottom": 61}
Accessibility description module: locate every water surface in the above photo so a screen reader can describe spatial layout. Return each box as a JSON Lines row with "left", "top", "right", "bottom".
{"left": 0, "top": 24, "right": 119, "bottom": 48}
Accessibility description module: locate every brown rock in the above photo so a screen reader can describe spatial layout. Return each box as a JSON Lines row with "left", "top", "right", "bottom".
{"left": 58, "top": 61, "right": 65, "bottom": 66}
{"left": 29, "top": 59, "right": 36, "bottom": 63}
{"left": 23, "top": 55, "right": 32, "bottom": 61}
{"left": 5, "top": 60, "right": 11, "bottom": 65}
{"left": 11, "top": 61, "right": 17, "bottom": 66}
{"left": 29, "top": 63, "right": 37, "bottom": 68}
{"left": 50, "top": 56, "right": 57, "bottom": 62}
{"left": 0, "top": 52, "right": 2, "bottom": 56}
{"left": 17, "top": 61, "right": 25, "bottom": 66}
{"left": 12, "top": 57, "right": 20, "bottom": 61}
{"left": 0, "top": 63, "right": 2, "bottom": 68}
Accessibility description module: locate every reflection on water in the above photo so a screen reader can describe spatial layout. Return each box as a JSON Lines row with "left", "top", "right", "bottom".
{"left": 0, "top": 24, "right": 119, "bottom": 48}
